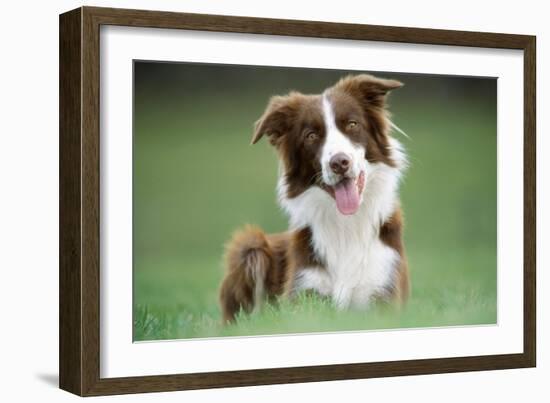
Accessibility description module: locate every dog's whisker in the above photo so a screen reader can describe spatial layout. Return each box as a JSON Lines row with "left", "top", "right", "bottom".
{"left": 390, "top": 121, "right": 410, "bottom": 139}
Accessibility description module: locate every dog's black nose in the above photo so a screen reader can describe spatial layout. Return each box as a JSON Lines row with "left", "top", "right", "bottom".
{"left": 329, "top": 153, "right": 351, "bottom": 175}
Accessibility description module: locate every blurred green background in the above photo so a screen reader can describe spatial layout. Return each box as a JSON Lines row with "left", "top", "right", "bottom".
{"left": 133, "top": 61, "right": 497, "bottom": 341}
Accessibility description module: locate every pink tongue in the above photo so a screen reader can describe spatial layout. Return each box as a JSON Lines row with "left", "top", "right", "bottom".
{"left": 333, "top": 178, "right": 360, "bottom": 215}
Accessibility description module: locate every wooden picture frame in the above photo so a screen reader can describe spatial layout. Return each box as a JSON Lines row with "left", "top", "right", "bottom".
{"left": 59, "top": 6, "right": 536, "bottom": 396}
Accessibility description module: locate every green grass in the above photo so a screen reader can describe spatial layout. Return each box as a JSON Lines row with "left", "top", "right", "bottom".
{"left": 133, "top": 64, "right": 497, "bottom": 341}
{"left": 133, "top": 248, "right": 496, "bottom": 341}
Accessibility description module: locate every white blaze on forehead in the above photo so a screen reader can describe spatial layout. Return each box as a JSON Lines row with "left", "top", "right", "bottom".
{"left": 321, "top": 94, "right": 366, "bottom": 184}
{"left": 321, "top": 95, "right": 338, "bottom": 137}
{"left": 321, "top": 95, "right": 356, "bottom": 158}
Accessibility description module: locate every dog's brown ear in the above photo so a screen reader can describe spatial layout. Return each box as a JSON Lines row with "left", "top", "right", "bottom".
{"left": 333, "top": 74, "right": 403, "bottom": 166}
{"left": 334, "top": 74, "right": 403, "bottom": 108}
{"left": 251, "top": 93, "right": 300, "bottom": 146}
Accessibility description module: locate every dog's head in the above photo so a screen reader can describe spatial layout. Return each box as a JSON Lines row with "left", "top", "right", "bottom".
{"left": 252, "top": 74, "right": 403, "bottom": 216}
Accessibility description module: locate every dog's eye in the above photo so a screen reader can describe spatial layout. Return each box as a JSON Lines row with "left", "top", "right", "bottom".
{"left": 305, "top": 131, "right": 318, "bottom": 142}
{"left": 346, "top": 120, "right": 358, "bottom": 130}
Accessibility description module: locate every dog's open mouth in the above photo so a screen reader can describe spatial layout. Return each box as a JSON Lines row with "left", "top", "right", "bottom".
{"left": 323, "top": 171, "right": 365, "bottom": 215}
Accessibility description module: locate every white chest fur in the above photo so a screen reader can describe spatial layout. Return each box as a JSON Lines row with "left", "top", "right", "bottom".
{"left": 278, "top": 146, "right": 405, "bottom": 309}
{"left": 307, "top": 205, "right": 399, "bottom": 308}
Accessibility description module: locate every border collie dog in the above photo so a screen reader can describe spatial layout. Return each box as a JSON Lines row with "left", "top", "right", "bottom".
{"left": 220, "top": 74, "right": 409, "bottom": 322}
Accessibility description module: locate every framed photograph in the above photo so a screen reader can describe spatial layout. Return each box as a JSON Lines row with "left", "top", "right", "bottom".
{"left": 59, "top": 6, "right": 536, "bottom": 396}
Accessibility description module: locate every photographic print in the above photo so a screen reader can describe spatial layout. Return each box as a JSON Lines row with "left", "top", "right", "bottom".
{"left": 60, "top": 7, "right": 535, "bottom": 395}
{"left": 132, "top": 62, "right": 497, "bottom": 341}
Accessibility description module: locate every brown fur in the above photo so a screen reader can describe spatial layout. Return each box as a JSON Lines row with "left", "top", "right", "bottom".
{"left": 220, "top": 226, "right": 288, "bottom": 322}
{"left": 379, "top": 208, "right": 410, "bottom": 303}
{"left": 283, "top": 227, "right": 327, "bottom": 295}
{"left": 220, "top": 226, "right": 327, "bottom": 322}
{"left": 220, "top": 74, "right": 408, "bottom": 322}
{"left": 328, "top": 76, "right": 400, "bottom": 167}
{"left": 253, "top": 93, "right": 326, "bottom": 198}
